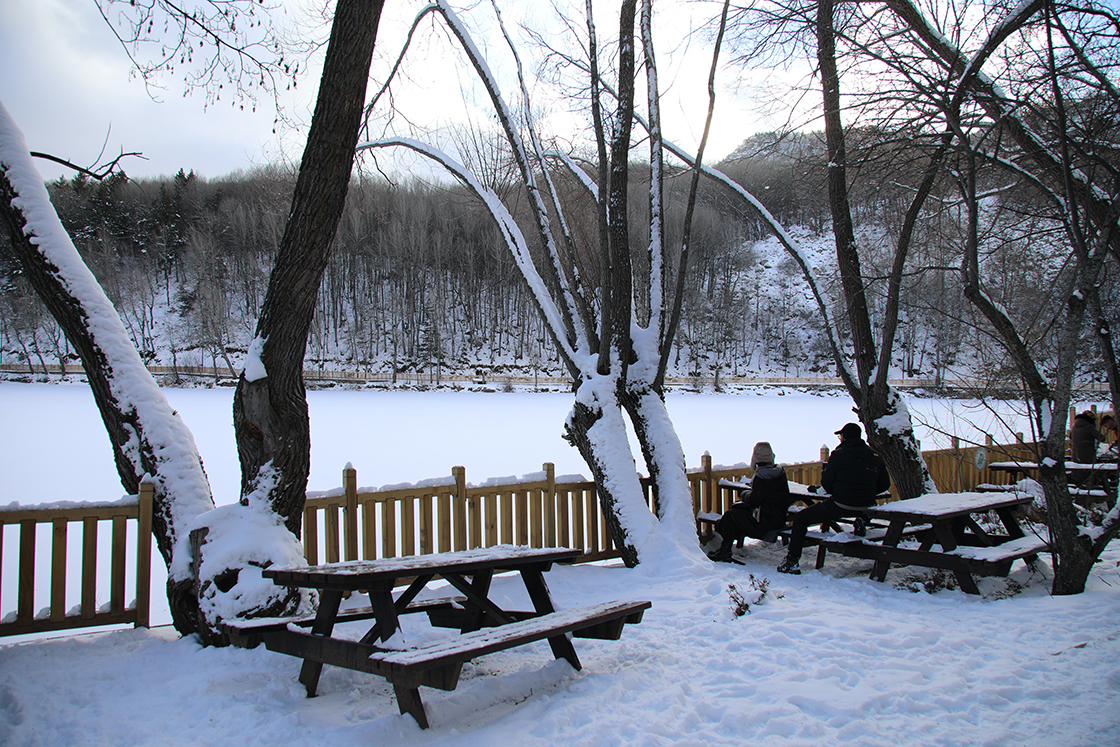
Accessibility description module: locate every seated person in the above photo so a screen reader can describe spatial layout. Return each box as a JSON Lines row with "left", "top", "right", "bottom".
{"left": 1071, "top": 410, "right": 1106, "bottom": 464}
{"left": 778, "top": 422, "right": 891, "bottom": 575}
{"left": 1099, "top": 414, "right": 1117, "bottom": 457}
{"left": 708, "top": 442, "right": 792, "bottom": 563}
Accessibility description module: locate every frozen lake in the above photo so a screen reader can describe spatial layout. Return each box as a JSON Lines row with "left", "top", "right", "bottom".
{"left": 1, "top": 381, "right": 1048, "bottom": 506}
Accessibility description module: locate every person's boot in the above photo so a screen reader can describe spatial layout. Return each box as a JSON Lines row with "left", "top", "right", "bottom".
{"left": 776, "top": 556, "right": 801, "bottom": 575}
{"left": 854, "top": 517, "right": 866, "bottom": 537}
{"left": 707, "top": 540, "right": 734, "bottom": 563}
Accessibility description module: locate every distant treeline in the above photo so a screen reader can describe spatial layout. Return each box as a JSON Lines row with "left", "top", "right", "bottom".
{"left": 2, "top": 131, "right": 1103, "bottom": 385}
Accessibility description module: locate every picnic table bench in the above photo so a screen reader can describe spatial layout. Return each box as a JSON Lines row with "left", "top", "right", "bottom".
{"left": 221, "top": 546, "right": 649, "bottom": 729}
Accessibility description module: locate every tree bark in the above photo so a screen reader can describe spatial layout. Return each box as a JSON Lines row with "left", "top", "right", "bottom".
{"left": 563, "top": 387, "right": 646, "bottom": 568}
{"left": 233, "top": 0, "right": 384, "bottom": 532}
{"left": 620, "top": 382, "right": 697, "bottom": 542}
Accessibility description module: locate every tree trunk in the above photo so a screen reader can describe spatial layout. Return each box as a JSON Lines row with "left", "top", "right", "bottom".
{"left": 233, "top": 0, "right": 384, "bottom": 532}
{"left": 816, "top": 0, "right": 933, "bottom": 499}
{"left": 1039, "top": 459, "right": 1094, "bottom": 595}
{"left": 621, "top": 383, "right": 698, "bottom": 545}
{"left": 1, "top": 141, "right": 214, "bottom": 636}
{"left": 563, "top": 378, "right": 663, "bottom": 568}
{"left": 863, "top": 386, "right": 936, "bottom": 499}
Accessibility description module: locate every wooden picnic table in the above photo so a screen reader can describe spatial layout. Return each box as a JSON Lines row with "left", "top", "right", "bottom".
{"left": 856, "top": 492, "right": 1046, "bottom": 594}
{"left": 221, "top": 546, "right": 650, "bottom": 729}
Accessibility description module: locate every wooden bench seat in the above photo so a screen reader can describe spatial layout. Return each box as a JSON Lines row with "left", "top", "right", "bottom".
{"left": 223, "top": 596, "right": 465, "bottom": 647}
{"left": 976, "top": 483, "right": 1022, "bottom": 493}
{"left": 228, "top": 599, "right": 650, "bottom": 728}
{"left": 947, "top": 534, "right": 1049, "bottom": 571}
{"left": 776, "top": 523, "right": 934, "bottom": 569}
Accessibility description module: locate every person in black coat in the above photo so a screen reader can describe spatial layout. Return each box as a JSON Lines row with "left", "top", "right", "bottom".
{"left": 777, "top": 422, "right": 891, "bottom": 575}
{"left": 1070, "top": 410, "right": 1106, "bottom": 464}
{"left": 708, "top": 442, "right": 792, "bottom": 563}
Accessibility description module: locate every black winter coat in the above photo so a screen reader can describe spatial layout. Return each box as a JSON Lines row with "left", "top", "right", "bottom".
{"left": 821, "top": 439, "right": 890, "bottom": 508}
{"left": 1071, "top": 415, "right": 1105, "bottom": 464}
{"left": 737, "top": 465, "right": 793, "bottom": 531}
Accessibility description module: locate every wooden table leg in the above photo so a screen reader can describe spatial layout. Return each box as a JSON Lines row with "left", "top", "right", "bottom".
{"left": 933, "top": 520, "right": 981, "bottom": 594}
{"left": 299, "top": 588, "right": 343, "bottom": 696}
{"left": 870, "top": 520, "right": 905, "bottom": 582}
{"left": 441, "top": 572, "right": 514, "bottom": 628}
{"left": 933, "top": 522, "right": 959, "bottom": 553}
{"left": 361, "top": 580, "right": 401, "bottom": 644}
{"left": 953, "top": 568, "right": 981, "bottom": 595}
{"left": 393, "top": 682, "right": 430, "bottom": 729}
{"left": 521, "top": 566, "right": 581, "bottom": 670}
{"left": 465, "top": 570, "right": 494, "bottom": 632}
{"left": 996, "top": 507, "right": 1026, "bottom": 540}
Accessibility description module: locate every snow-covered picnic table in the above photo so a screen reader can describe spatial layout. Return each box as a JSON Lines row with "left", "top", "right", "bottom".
{"left": 849, "top": 491, "right": 1047, "bottom": 594}
{"left": 221, "top": 546, "right": 649, "bottom": 729}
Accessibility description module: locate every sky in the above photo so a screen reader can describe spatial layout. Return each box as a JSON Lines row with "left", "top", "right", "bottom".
{"left": 0, "top": 0, "right": 791, "bottom": 184}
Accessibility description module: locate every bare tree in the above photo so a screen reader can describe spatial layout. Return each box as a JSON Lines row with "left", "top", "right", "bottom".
{"left": 358, "top": 0, "right": 731, "bottom": 566}
{"left": 232, "top": 0, "right": 385, "bottom": 536}
{"left": 1, "top": 107, "right": 217, "bottom": 633}
{"left": 2, "top": 0, "right": 387, "bottom": 640}
{"left": 877, "top": 0, "right": 1120, "bottom": 594}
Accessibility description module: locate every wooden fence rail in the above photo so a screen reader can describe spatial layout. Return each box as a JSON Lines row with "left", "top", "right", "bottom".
{"left": 301, "top": 438, "right": 1042, "bottom": 567}
{"left": 0, "top": 483, "right": 153, "bottom": 637}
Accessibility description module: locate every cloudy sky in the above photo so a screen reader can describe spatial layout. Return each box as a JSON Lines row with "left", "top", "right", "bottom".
{"left": 1, "top": 0, "right": 796, "bottom": 184}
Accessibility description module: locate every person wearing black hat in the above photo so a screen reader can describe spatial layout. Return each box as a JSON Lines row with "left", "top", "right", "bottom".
{"left": 708, "top": 442, "right": 792, "bottom": 563}
{"left": 777, "top": 422, "right": 891, "bottom": 575}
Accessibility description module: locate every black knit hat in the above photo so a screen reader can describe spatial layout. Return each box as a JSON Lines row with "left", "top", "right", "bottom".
{"left": 835, "top": 422, "right": 862, "bottom": 440}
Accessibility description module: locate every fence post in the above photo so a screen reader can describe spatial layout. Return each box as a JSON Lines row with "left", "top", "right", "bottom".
{"left": 954, "top": 434, "right": 963, "bottom": 492}
{"left": 343, "top": 464, "right": 358, "bottom": 562}
{"left": 135, "top": 481, "right": 153, "bottom": 628}
{"left": 701, "top": 453, "right": 713, "bottom": 514}
{"left": 543, "top": 462, "right": 557, "bottom": 547}
{"left": 453, "top": 465, "right": 471, "bottom": 549}
{"left": 820, "top": 446, "right": 830, "bottom": 462}
{"left": 17, "top": 520, "right": 34, "bottom": 627}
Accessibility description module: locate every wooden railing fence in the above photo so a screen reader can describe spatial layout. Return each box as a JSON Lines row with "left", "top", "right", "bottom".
{"left": 0, "top": 436, "right": 1047, "bottom": 637}
{"left": 0, "top": 483, "right": 153, "bottom": 637}
{"left": 300, "top": 438, "right": 1043, "bottom": 566}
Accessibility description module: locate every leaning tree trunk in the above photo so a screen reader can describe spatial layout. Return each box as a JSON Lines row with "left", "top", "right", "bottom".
{"left": 1, "top": 110, "right": 215, "bottom": 635}
{"left": 233, "top": 0, "right": 384, "bottom": 532}
{"left": 863, "top": 386, "right": 936, "bottom": 499}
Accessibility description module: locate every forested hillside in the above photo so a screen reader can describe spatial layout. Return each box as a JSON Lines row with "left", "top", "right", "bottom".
{"left": 1, "top": 131, "right": 1107, "bottom": 386}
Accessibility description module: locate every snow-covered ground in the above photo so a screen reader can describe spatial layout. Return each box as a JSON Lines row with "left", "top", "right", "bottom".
{"left": 3, "top": 383, "right": 1118, "bottom": 746}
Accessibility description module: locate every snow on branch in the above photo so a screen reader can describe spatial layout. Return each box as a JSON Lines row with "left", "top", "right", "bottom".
{"left": 429, "top": 0, "right": 589, "bottom": 354}
{"left": 356, "top": 136, "right": 587, "bottom": 370}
